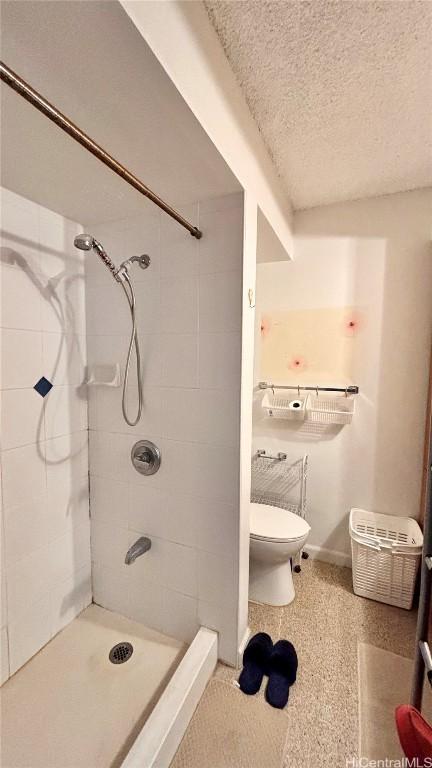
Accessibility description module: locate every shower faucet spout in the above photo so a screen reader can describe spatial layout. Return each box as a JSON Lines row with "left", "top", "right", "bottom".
{"left": 125, "top": 536, "right": 152, "bottom": 565}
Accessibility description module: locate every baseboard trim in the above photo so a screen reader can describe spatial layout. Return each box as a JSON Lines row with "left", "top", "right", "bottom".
{"left": 306, "top": 544, "right": 352, "bottom": 568}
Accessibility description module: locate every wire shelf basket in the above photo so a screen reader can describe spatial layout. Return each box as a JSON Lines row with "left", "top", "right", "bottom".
{"left": 251, "top": 453, "right": 307, "bottom": 519}
{"left": 261, "top": 391, "right": 308, "bottom": 421}
{"left": 307, "top": 394, "right": 355, "bottom": 425}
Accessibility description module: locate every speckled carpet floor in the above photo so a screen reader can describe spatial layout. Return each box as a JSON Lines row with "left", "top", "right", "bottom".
{"left": 171, "top": 560, "right": 418, "bottom": 768}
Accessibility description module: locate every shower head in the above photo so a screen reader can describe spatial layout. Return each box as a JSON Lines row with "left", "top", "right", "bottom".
{"left": 73, "top": 233, "right": 120, "bottom": 281}
{"left": 74, "top": 234, "right": 95, "bottom": 251}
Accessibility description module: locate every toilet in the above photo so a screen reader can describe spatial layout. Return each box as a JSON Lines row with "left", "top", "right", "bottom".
{"left": 249, "top": 502, "right": 311, "bottom": 606}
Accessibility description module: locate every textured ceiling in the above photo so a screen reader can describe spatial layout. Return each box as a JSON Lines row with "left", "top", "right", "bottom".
{"left": 205, "top": 0, "right": 432, "bottom": 209}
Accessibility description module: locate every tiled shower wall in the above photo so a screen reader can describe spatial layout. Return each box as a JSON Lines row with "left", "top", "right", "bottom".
{"left": 87, "top": 192, "right": 243, "bottom": 663}
{"left": 0, "top": 188, "right": 91, "bottom": 681}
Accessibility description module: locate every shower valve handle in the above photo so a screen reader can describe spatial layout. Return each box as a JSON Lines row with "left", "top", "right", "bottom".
{"left": 136, "top": 449, "right": 151, "bottom": 465}
{"left": 131, "top": 440, "right": 161, "bottom": 476}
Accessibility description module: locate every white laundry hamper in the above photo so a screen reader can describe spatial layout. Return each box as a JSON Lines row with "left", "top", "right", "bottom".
{"left": 349, "top": 508, "right": 423, "bottom": 610}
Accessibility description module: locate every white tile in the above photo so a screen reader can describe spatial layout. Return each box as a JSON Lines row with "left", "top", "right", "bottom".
{"left": 86, "top": 333, "right": 129, "bottom": 369}
{"left": 194, "top": 443, "right": 240, "bottom": 503}
{"left": 45, "top": 432, "right": 89, "bottom": 533}
{"left": 140, "top": 334, "right": 162, "bottom": 386}
{"left": 7, "top": 541, "right": 53, "bottom": 622}
{"left": 87, "top": 333, "right": 162, "bottom": 390}
{"left": 0, "top": 197, "right": 41, "bottom": 274}
{"left": 1, "top": 187, "right": 36, "bottom": 213}
{"left": 160, "top": 388, "right": 240, "bottom": 446}
{"left": 198, "top": 206, "right": 243, "bottom": 274}
{"left": 91, "top": 521, "right": 129, "bottom": 570}
{"left": 156, "top": 539, "right": 197, "bottom": 597}
{"left": 1, "top": 329, "right": 43, "bottom": 389}
{"left": 89, "top": 476, "right": 128, "bottom": 528}
{"left": 1, "top": 264, "right": 42, "bottom": 330}
{"left": 89, "top": 430, "right": 129, "bottom": 482}
{"left": 159, "top": 334, "right": 198, "bottom": 388}
{"left": 160, "top": 276, "right": 198, "bottom": 334}
{"left": 43, "top": 385, "right": 88, "bottom": 439}
{"left": 3, "top": 495, "right": 50, "bottom": 568}
{"left": 42, "top": 333, "right": 86, "bottom": 386}
{"left": 161, "top": 590, "right": 198, "bottom": 643}
{"left": 155, "top": 439, "right": 200, "bottom": 497}
{"left": 127, "top": 574, "right": 166, "bottom": 631}
{"left": 135, "top": 275, "right": 161, "bottom": 336}
{"left": 41, "top": 273, "right": 86, "bottom": 335}
{"left": 163, "top": 493, "right": 198, "bottom": 548}
{"left": 50, "top": 562, "right": 92, "bottom": 636}
{"left": 46, "top": 475, "right": 89, "bottom": 540}
{"left": 153, "top": 440, "right": 237, "bottom": 501}
{"left": 92, "top": 562, "right": 129, "bottom": 615}
{"left": 8, "top": 594, "right": 51, "bottom": 675}
{"left": 2, "top": 442, "right": 46, "bottom": 509}
{"left": 38, "top": 209, "right": 83, "bottom": 279}
{"left": 0, "top": 627, "right": 9, "bottom": 685}
{"left": 128, "top": 484, "right": 168, "bottom": 539}
{"left": 199, "top": 271, "right": 242, "bottom": 333}
{"left": 1, "top": 388, "right": 44, "bottom": 449}
{"left": 86, "top": 283, "right": 130, "bottom": 336}
{"left": 198, "top": 550, "right": 238, "bottom": 607}
{"left": 92, "top": 385, "right": 161, "bottom": 437}
{"left": 45, "top": 432, "right": 88, "bottom": 488}
{"left": 195, "top": 498, "right": 238, "bottom": 557}
{"left": 49, "top": 520, "right": 91, "bottom": 584}
{"left": 198, "top": 332, "right": 241, "bottom": 389}
{"left": 160, "top": 205, "right": 198, "bottom": 278}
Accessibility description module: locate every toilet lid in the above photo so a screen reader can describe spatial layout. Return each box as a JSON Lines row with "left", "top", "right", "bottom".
{"left": 250, "top": 503, "right": 311, "bottom": 542}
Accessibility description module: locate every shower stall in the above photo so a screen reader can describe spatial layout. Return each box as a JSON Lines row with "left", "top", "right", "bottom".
{"left": 0, "top": 2, "right": 248, "bottom": 766}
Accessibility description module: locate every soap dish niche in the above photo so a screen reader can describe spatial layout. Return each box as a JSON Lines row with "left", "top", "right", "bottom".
{"left": 86, "top": 364, "right": 121, "bottom": 387}
{"left": 262, "top": 391, "right": 309, "bottom": 421}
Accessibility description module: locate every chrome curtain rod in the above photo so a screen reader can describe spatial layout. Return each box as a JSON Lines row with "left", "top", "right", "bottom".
{"left": 0, "top": 61, "right": 202, "bottom": 240}
{"left": 259, "top": 382, "right": 359, "bottom": 395}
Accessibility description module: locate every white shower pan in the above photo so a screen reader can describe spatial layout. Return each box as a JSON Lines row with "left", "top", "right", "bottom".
{"left": 0, "top": 605, "right": 217, "bottom": 768}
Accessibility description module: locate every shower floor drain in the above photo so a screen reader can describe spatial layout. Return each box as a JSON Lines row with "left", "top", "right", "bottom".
{"left": 109, "top": 642, "right": 134, "bottom": 664}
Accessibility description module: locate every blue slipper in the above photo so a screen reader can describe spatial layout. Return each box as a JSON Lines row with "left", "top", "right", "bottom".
{"left": 238, "top": 632, "right": 273, "bottom": 695}
{"left": 265, "top": 639, "right": 298, "bottom": 709}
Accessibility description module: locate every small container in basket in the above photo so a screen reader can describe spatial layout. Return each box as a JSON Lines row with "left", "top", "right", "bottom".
{"left": 262, "top": 391, "right": 309, "bottom": 421}
{"left": 307, "top": 393, "right": 355, "bottom": 425}
{"left": 349, "top": 508, "right": 423, "bottom": 610}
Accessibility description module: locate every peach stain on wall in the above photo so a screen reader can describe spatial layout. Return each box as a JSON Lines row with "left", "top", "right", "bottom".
{"left": 260, "top": 307, "right": 360, "bottom": 382}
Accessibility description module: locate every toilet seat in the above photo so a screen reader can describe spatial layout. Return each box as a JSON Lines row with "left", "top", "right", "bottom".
{"left": 250, "top": 502, "right": 310, "bottom": 543}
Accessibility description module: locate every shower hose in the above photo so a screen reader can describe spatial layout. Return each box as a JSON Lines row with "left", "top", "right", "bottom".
{"left": 120, "top": 271, "right": 143, "bottom": 427}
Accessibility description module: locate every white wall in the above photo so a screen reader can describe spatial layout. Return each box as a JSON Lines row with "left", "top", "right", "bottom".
{"left": 0, "top": 187, "right": 91, "bottom": 682}
{"left": 121, "top": 0, "right": 294, "bottom": 258}
{"left": 254, "top": 188, "right": 432, "bottom": 564}
{"left": 87, "top": 192, "right": 244, "bottom": 664}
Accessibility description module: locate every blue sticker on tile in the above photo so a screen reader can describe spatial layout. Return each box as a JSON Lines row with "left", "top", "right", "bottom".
{"left": 34, "top": 376, "right": 53, "bottom": 397}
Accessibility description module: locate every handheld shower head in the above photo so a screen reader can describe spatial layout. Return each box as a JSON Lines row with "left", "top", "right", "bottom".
{"left": 72, "top": 232, "right": 148, "bottom": 428}
{"left": 73, "top": 233, "right": 120, "bottom": 281}
{"left": 73, "top": 234, "right": 95, "bottom": 251}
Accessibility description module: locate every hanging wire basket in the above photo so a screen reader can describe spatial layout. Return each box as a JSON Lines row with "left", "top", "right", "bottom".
{"left": 262, "top": 391, "right": 308, "bottom": 421}
{"left": 306, "top": 394, "right": 355, "bottom": 425}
